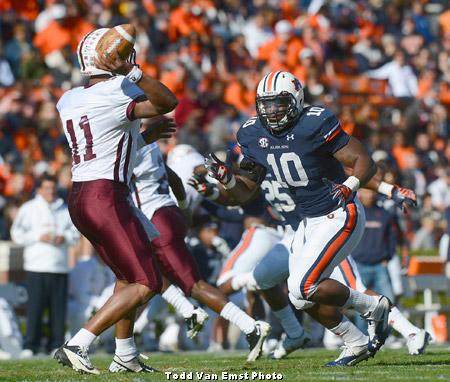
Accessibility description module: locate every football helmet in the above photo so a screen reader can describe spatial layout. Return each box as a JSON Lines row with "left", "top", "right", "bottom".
{"left": 256, "top": 71, "right": 304, "bottom": 135}
{"left": 77, "top": 28, "right": 111, "bottom": 76}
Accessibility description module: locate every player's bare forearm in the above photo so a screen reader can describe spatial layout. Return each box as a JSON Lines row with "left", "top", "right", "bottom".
{"left": 334, "top": 137, "right": 377, "bottom": 187}
{"left": 213, "top": 180, "right": 258, "bottom": 206}
{"left": 344, "top": 165, "right": 383, "bottom": 191}
{"left": 134, "top": 74, "right": 178, "bottom": 116}
{"left": 165, "top": 165, "right": 186, "bottom": 202}
{"left": 223, "top": 175, "right": 260, "bottom": 204}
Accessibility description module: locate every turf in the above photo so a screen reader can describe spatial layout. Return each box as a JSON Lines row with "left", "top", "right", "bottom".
{"left": 1, "top": 347, "right": 450, "bottom": 382}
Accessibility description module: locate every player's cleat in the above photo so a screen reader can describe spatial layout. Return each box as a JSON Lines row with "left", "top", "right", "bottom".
{"left": 109, "top": 353, "right": 157, "bottom": 373}
{"left": 53, "top": 343, "right": 100, "bottom": 375}
{"left": 246, "top": 321, "right": 271, "bottom": 362}
{"left": 269, "top": 331, "right": 311, "bottom": 359}
{"left": 363, "top": 296, "right": 391, "bottom": 353}
{"left": 325, "top": 344, "right": 372, "bottom": 366}
{"left": 407, "top": 329, "right": 431, "bottom": 355}
{"left": 185, "top": 307, "right": 209, "bottom": 340}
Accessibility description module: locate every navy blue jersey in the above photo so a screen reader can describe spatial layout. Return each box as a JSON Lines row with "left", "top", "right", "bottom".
{"left": 260, "top": 175, "right": 300, "bottom": 229}
{"left": 237, "top": 106, "right": 350, "bottom": 218}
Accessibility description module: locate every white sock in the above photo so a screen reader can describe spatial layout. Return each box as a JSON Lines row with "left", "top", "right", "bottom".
{"left": 231, "top": 273, "right": 252, "bottom": 291}
{"left": 330, "top": 316, "right": 368, "bottom": 347}
{"left": 343, "top": 288, "right": 378, "bottom": 315}
{"left": 162, "top": 285, "right": 195, "bottom": 318}
{"left": 67, "top": 328, "right": 97, "bottom": 348}
{"left": 273, "top": 306, "right": 304, "bottom": 339}
{"left": 115, "top": 337, "right": 138, "bottom": 362}
{"left": 389, "top": 306, "right": 419, "bottom": 339}
{"left": 220, "top": 302, "right": 255, "bottom": 335}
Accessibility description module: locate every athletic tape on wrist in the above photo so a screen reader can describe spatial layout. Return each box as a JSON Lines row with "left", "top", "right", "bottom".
{"left": 343, "top": 176, "right": 360, "bottom": 192}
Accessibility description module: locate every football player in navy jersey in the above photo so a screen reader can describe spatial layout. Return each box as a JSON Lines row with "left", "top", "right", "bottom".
{"left": 205, "top": 71, "right": 417, "bottom": 361}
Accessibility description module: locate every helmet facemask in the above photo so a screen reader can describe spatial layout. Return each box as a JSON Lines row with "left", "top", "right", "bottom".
{"left": 256, "top": 91, "right": 299, "bottom": 135}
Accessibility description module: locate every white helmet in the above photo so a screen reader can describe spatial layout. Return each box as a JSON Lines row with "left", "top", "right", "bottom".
{"left": 77, "top": 28, "right": 111, "bottom": 76}
{"left": 256, "top": 71, "right": 304, "bottom": 134}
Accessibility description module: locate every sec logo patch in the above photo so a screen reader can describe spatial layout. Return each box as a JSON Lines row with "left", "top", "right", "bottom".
{"left": 259, "top": 137, "right": 269, "bottom": 148}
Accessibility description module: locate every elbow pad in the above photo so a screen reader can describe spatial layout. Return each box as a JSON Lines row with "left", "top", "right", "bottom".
{"left": 238, "top": 157, "right": 267, "bottom": 184}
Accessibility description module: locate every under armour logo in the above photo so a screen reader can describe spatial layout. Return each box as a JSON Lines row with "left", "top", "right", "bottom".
{"left": 287, "top": 134, "right": 294, "bottom": 141}
{"left": 291, "top": 78, "right": 301, "bottom": 91}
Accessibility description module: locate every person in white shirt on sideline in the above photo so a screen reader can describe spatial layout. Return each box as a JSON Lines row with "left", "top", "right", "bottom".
{"left": 11, "top": 173, "right": 79, "bottom": 356}
{"left": 366, "top": 50, "right": 418, "bottom": 100}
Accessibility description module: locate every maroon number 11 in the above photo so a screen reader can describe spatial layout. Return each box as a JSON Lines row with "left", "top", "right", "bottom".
{"left": 66, "top": 116, "right": 97, "bottom": 164}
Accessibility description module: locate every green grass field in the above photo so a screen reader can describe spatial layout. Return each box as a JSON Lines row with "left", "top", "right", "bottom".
{"left": 1, "top": 347, "right": 450, "bottom": 382}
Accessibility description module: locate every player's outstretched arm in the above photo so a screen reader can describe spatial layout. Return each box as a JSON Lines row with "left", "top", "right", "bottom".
{"left": 344, "top": 165, "right": 417, "bottom": 211}
{"left": 188, "top": 173, "right": 257, "bottom": 206}
{"left": 203, "top": 152, "right": 261, "bottom": 204}
{"left": 94, "top": 55, "right": 178, "bottom": 117}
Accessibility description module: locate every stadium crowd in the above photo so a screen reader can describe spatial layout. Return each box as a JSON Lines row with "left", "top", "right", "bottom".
{"left": 0, "top": 0, "right": 449, "bottom": 356}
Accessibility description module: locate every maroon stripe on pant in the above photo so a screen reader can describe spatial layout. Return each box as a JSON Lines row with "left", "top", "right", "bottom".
{"left": 151, "top": 206, "right": 201, "bottom": 295}
{"left": 69, "top": 179, "right": 162, "bottom": 292}
{"left": 114, "top": 134, "right": 125, "bottom": 182}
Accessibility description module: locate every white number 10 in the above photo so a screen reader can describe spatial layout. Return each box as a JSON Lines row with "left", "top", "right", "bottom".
{"left": 267, "top": 153, "right": 309, "bottom": 187}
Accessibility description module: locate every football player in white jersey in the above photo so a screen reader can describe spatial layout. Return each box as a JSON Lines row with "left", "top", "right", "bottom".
{"left": 54, "top": 28, "right": 177, "bottom": 374}
{"left": 130, "top": 142, "right": 272, "bottom": 362}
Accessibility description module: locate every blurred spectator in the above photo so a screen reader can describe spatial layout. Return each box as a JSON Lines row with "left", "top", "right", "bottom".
{"left": 67, "top": 238, "right": 114, "bottom": 336}
{"left": 411, "top": 217, "right": 437, "bottom": 250}
{"left": 352, "top": 189, "right": 395, "bottom": 303}
{"left": 190, "top": 222, "right": 227, "bottom": 285}
{"left": 427, "top": 168, "right": 450, "bottom": 212}
{"left": 10, "top": 173, "right": 79, "bottom": 356}
{"left": 366, "top": 50, "right": 418, "bottom": 99}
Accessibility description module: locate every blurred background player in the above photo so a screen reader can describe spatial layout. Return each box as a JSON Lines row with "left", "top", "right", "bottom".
{"left": 131, "top": 140, "right": 272, "bottom": 362}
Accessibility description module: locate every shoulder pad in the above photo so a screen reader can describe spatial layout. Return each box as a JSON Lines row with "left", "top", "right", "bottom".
{"left": 237, "top": 117, "right": 260, "bottom": 146}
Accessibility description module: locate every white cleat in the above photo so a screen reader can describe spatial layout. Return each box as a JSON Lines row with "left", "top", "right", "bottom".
{"left": 246, "top": 321, "right": 271, "bottom": 362}
{"left": 269, "top": 331, "right": 311, "bottom": 359}
{"left": 326, "top": 344, "right": 372, "bottom": 366}
{"left": 185, "top": 307, "right": 209, "bottom": 340}
{"left": 54, "top": 343, "right": 100, "bottom": 375}
{"left": 363, "top": 296, "right": 391, "bottom": 353}
{"left": 109, "top": 353, "right": 157, "bottom": 373}
{"left": 407, "top": 330, "right": 431, "bottom": 355}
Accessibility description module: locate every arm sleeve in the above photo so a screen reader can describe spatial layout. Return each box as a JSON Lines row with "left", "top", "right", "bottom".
{"left": 112, "top": 78, "right": 146, "bottom": 124}
{"left": 313, "top": 114, "right": 350, "bottom": 154}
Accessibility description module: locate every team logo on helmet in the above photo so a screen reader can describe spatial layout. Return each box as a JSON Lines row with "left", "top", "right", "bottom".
{"left": 291, "top": 78, "right": 301, "bottom": 91}
{"left": 259, "top": 137, "right": 269, "bottom": 148}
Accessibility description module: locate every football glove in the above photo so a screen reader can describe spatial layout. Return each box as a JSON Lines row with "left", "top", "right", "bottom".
{"left": 204, "top": 151, "right": 235, "bottom": 188}
{"left": 188, "top": 174, "right": 217, "bottom": 198}
{"left": 323, "top": 178, "right": 354, "bottom": 209}
{"left": 391, "top": 185, "right": 417, "bottom": 212}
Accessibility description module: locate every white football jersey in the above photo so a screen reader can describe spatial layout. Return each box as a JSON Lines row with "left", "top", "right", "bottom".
{"left": 132, "top": 143, "right": 175, "bottom": 219}
{"left": 56, "top": 76, "right": 144, "bottom": 184}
